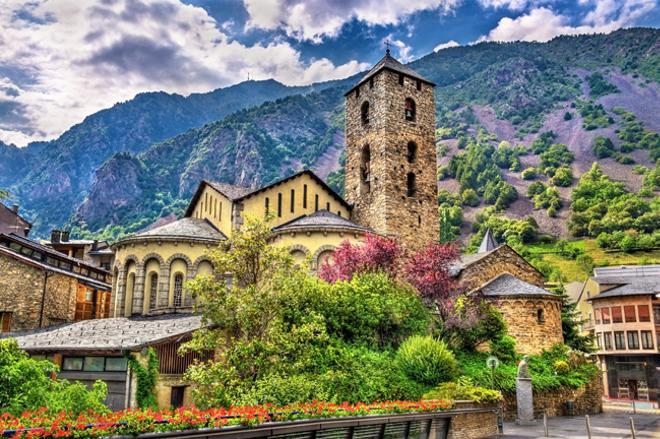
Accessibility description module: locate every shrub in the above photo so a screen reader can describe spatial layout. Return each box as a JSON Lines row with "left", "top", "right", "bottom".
{"left": 521, "top": 167, "right": 537, "bottom": 180}
{"left": 395, "top": 336, "right": 458, "bottom": 386}
{"left": 423, "top": 381, "right": 502, "bottom": 404}
{"left": 563, "top": 112, "right": 573, "bottom": 121}
{"left": 592, "top": 136, "right": 615, "bottom": 158}
{"left": 553, "top": 360, "right": 570, "bottom": 374}
{"left": 490, "top": 336, "right": 517, "bottom": 364}
{"left": 550, "top": 166, "right": 573, "bottom": 187}
{"left": 461, "top": 188, "right": 480, "bottom": 207}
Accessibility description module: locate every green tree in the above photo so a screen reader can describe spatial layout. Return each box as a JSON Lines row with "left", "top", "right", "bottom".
{"left": 592, "top": 136, "right": 615, "bottom": 158}
{"left": 550, "top": 166, "right": 573, "bottom": 187}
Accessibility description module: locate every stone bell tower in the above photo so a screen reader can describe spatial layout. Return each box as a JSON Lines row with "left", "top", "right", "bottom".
{"left": 344, "top": 49, "right": 438, "bottom": 249}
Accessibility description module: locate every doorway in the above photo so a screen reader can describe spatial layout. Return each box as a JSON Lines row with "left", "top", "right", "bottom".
{"left": 170, "top": 386, "right": 186, "bottom": 408}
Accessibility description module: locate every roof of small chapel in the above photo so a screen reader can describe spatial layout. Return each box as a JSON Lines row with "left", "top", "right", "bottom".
{"left": 4, "top": 314, "right": 202, "bottom": 352}
{"left": 477, "top": 273, "right": 559, "bottom": 299}
{"left": 346, "top": 50, "right": 435, "bottom": 95}
{"left": 272, "top": 210, "right": 372, "bottom": 234}
{"left": 114, "top": 218, "right": 225, "bottom": 248}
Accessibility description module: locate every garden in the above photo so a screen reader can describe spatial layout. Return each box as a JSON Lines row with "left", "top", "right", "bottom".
{"left": 0, "top": 217, "right": 599, "bottom": 437}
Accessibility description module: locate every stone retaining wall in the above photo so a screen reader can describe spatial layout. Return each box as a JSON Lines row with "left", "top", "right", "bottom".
{"left": 449, "top": 402, "right": 499, "bottom": 439}
{"left": 502, "top": 375, "right": 603, "bottom": 420}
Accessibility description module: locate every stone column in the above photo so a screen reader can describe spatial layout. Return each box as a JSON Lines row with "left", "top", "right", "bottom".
{"left": 516, "top": 356, "right": 535, "bottom": 425}
{"left": 184, "top": 270, "right": 195, "bottom": 307}
{"left": 159, "top": 265, "right": 170, "bottom": 308}
{"left": 115, "top": 270, "right": 126, "bottom": 317}
{"left": 132, "top": 264, "right": 145, "bottom": 315}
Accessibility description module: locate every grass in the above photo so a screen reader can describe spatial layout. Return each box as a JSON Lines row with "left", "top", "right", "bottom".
{"left": 527, "top": 239, "right": 660, "bottom": 281}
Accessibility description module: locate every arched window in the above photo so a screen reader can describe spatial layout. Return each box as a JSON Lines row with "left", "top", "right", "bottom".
{"left": 360, "top": 145, "right": 371, "bottom": 193}
{"left": 405, "top": 98, "right": 416, "bottom": 121}
{"left": 149, "top": 273, "right": 158, "bottom": 311}
{"left": 406, "top": 172, "right": 416, "bottom": 197}
{"left": 407, "top": 141, "right": 417, "bottom": 163}
{"left": 173, "top": 273, "right": 183, "bottom": 307}
{"left": 265, "top": 197, "right": 269, "bottom": 214}
{"left": 537, "top": 308, "right": 545, "bottom": 323}
{"left": 361, "top": 101, "right": 369, "bottom": 125}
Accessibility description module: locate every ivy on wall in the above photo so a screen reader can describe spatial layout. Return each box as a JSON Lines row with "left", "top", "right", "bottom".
{"left": 127, "top": 347, "right": 159, "bottom": 409}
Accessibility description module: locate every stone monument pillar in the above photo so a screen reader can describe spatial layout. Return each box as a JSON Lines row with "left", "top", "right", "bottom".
{"left": 516, "top": 355, "right": 536, "bottom": 425}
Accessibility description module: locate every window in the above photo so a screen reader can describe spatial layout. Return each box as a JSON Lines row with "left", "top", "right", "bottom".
{"left": 537, "top": 308, "right": 545, "bottom": 323}
{"left": 326, "top": 202, "right": 330, "bottom": 211}
{"left": 355, "top": 87, "right": 360, "bottom": 98}
{"left": 369, "top": 77, "right": 374, "bottom": 88}
{"left": 641, "top": 331, "right": 653, "bottom": 349}
{"left": 303, "top": 185, "right": 308, "bottom": 208}
{"left": 624, "top": 305, "right": 636, "bottom": 322}
{"left": 290, "top": 189, "right": 295, "bottom": 213}
{"left": 654, "top": 305, "right": 660, "bottom": 323}
{"left": 614, "top": 331, "right": 625, "bottom": 350}
{"left": 603, "top": 332, "right": 612, "bottom": 350}
{"left": 602, "top": 307, "right": 611, "bottom": 324}
{"left": 277, "top": 193, "right": 282, "bottom": 217}
{"left": 594, "top": 308, "right": 601, "bottom": 324}
{"left": 360, "top": 145, "right": 371, "bottom": 193}
{"left": 611, "top": 306, "right": 622, "bottom": 323}
{"left": 85, "top": 290, "right": 93, "bottom": 302}
{"left": 265, "top": 197, "right": 269, "bottom": 214}
{"left": 0, "top": 312, "right": 11, "bottom": 333}
{"left": 406, "top": 173, "right": 416, "bottom": 197}
{"left": 407, "top": 141, "right": 417, "bottom": 163}
{"left": 62, "top": 357, "right": 84, "bottom": 371}
{"left": 638, "top": 305, "right": 650, "bottom": 322}
{"left": 627, "top": 331, "right": 639, "bottom": 349}
{"left": 361, "top": 101, "right": 369, "bottom": 125}
{"left": 149, "top": 273, "right": 158, "bottom": 311}
{"left": 398, "top": 74, "right": 404, "bottom": 85}
{"left": 105, "top": 357, "right": 128, "bottom": 372}
{"left": 416, "top": 79, "right": 422, "bottom": 91}
{"left": 84, "top": 357, "right": 105, "bottom": 372}
{"left": 315, "top": 194, "right": 319, "bottom": 212}
{"left": 173, "top": 273, "right": 183, "bottom": 307}
{"left": 219, "top": 201, "right": 222, "bottom": 220}
{"left": 596, "top": 333, "right": 602, "bottom": 349}
{"left": 405, "top": 98, "right": 416, "bottom": 121}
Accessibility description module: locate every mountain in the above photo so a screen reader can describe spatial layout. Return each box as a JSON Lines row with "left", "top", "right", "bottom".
{"left": 5, "top": 28, "right": 659, "bottom": 240}
{"left": 5, "top": 78, "right": 343, "bottom": 235}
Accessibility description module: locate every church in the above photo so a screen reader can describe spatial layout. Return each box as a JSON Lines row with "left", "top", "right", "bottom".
{"left": 10, "top": 50, "right": 563, "bottom": 410}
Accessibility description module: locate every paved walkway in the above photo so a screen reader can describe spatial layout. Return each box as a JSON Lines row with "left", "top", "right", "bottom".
{"left": 501, "top": 413, "right": 659, "bottom": 438}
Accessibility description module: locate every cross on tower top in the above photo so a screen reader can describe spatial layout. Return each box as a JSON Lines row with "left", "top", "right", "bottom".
{"left": 384, "top": 40, "right": 391, "bottom": 55}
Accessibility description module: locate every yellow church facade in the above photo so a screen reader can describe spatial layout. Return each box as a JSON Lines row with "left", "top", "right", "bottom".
{"left": 111, "top": 170, "right": 370, "bottom": 317}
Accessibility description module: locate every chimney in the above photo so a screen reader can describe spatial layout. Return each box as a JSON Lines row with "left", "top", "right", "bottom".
{"left": 92, "top": 240, "right": 98, "bottom": 251}
{"left": 61, "top": 231, "right": 70, "bottom": 242}
{"left": 51, "top": 230, "right": 61, "bottom": 243}
{"left": 11, "top": 204, "right": 18, "bottom": 213}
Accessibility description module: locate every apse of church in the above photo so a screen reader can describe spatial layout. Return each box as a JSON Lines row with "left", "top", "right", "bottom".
{"left": 344, "top": 50, "right": 439, "bottom": 249}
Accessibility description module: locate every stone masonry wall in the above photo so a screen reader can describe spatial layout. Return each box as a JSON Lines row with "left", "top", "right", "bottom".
{"left": 0, "top": 253, "right": 77, "bottom": 331}
{"left": 491, "top": 297, "right": 564, "bottom": 355}
{"left": 345, "top": 68, "right": 438, "bottom": 250}
{"left": 447, "top": 403, "right": 499, "bottom": 439}
{"left": 459, "top": 246, "right": 545, "bottom": 289}
{"left": 502, "top": 374, "right": 603, "bottom": 420}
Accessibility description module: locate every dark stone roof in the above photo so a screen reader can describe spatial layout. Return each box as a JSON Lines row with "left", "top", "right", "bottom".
{"left": 589, "top": 265, "right": 660, "bottom": 300}
{"left": 5, "top": 314, "right": 202, "bottom": 352}
{"left": 449, "top": 247, "right": 499, "bottom": 276}
{"left": 135, "top": 218, "right": 226, "bottom": 241}
{"left": 345, "top": 50, "right": 435, "bottom": 95}
{"left": 206, "top": 181, "right": 252, "bottom": 201}
{"left": 478, "top": 273, "right": 558, "bottom": 298}
{"left": 478, "top": 228, "right": 499, "bottom": 253}
{"left": 272, "top": 210, "right": 371, "bottom": 234}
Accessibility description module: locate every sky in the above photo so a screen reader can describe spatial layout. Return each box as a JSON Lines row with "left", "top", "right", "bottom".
{"left": 0, "top": 0, "right": 658, "bottom": 147}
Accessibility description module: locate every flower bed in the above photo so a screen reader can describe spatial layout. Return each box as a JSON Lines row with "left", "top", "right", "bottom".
{"left": 0, "top": 400, "right": 453, "bottom": 438}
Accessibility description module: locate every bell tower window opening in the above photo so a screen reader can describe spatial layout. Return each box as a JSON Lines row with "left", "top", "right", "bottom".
{"left": 416, "top": 80, "right": 421, "bottom": 91}
{"left": 407, "top": 141, "right": 417, "bottom": 163}
{"left": 406, "top": 172, "right": 416, "bottom": 197}
{"left": 398, "top": 74, "right": 404, "bottom": 85}
{"left": 173, "top": 274, "right": 183, "bottom": 307}
{"left": 405, "top": 98, "right": 416, "bottom": 121}
{"left": 537, "top": 308, "right": 545, "bottom": 323}
{"left": 360, "top": 145, "right": 371, "bottom": 193}
{"left": 361, "top": 101, "right": 369, "bottom": 125}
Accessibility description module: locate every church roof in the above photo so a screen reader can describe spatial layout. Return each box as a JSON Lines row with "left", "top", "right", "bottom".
{"left": 272, "top": 210, "right": 371, "bottom": 234}
{"left": 185, "top": 170, "right": 351, "bottom": 217}
{"left": 5, "top": 314, "right": 202, "bottom": 353}
{"left": 478, "top": 228, "right": 499, "bottom": 253}
{"left": 132, "top": 217, "right": 226, "bottom": 241}
{"left": 477, "top": 273, "right": 558, "bottom": 299}
{"left": 345, "top": 50, "right": 435, "bottom": 96}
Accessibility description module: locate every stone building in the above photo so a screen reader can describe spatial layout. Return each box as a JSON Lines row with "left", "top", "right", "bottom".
{"left": 577, "top": 265, "right": 659, "bottom": 402}
{"left": 454, "top": 232, "right": 563, "bottom": 355}
{"left": 43, "top": 230, "right": 114, "bottom": 270}
{"left": 0, "top": 202, "right": 31, "bottom": 237}
{"left": 344, "top": 48, "right": 438, "bottom": 250}
{"left": 0, "top": 233, "right": 112, "bottom": 332}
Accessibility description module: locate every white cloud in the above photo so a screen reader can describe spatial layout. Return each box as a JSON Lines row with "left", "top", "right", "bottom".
{"left": 434, "top": 40, "right": 460, "bottom": 51}
{"left": 243, "top": 0, "right": 461, "bottom": 43}
{"left": 383, "top": 36, "right": 415, "bottom": 62}
{"left": 479, "top": 0, "right": 656, "bottom": 43}
{"left": 477, "top": 0, "right": 550, "bottom": 11}
{"left": 0, "top": 0, "right": 368, "bottom": 146}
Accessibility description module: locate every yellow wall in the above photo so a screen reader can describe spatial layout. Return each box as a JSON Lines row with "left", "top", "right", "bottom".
{"left": 271, "top": 229, "right": 364, "bottom": 269}
{"left": 239, "top": 174, "right": 350, "bottom": 231}
{"left": 189, "top": 185, "right": 233, "bottom": 236}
